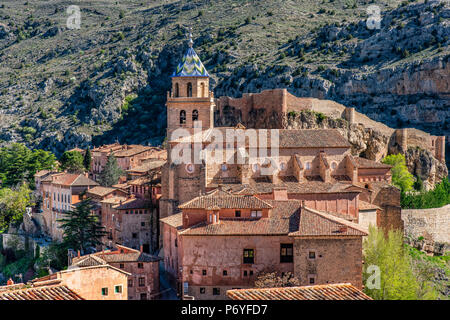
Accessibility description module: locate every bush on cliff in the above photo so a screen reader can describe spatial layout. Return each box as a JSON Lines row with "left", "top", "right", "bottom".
{"left": 401, "top": 177, "right": 450, "bottom": 209}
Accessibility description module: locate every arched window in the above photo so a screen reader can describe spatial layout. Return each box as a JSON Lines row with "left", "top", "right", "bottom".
{"left": 187, "top": 82, "right": 192, "bottom": 97}
{"left": 180, "top": 110, "right": 186, "bottom": 124}
{"left": 192, "top": 109, "right": 199, "bottom": 121}
{"left": 175, "top": 83, "right": 179, "bottom": 97}
{"left": 201, "top": 83, "right": 205, "bottom": 97}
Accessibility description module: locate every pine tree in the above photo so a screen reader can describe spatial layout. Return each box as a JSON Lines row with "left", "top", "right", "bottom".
{"left": 59, "top": 150, "right": 85, "bottom": 173}
{"left": 83, "top": 147, "right": 92, "bottom": 171}
{"left": 98, "top": 153, "right": 123, "bottom": 187}
{"left": 57, "top": 198, "right": 106, "bottom": 254}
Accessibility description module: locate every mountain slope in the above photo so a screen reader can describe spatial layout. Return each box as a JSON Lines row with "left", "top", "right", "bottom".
{"left": 0, "top": 0, "right": 448, "bottom": 157}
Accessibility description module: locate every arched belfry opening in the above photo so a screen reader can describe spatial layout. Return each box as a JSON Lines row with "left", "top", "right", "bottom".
{"left": 187, "top": 82, "right": 192, "bottom": 97}
{"left": 180, "top": 110, "right": 186, "bottom": 124}
{"left": 175, "top": 83, "right": 179, "bottom": 97}
{"left": 192, "top": 109, "right": 199, "bottom": 121}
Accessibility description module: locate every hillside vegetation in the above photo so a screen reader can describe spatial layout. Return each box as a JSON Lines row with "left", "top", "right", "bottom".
{"left": 0, "top": 0, "right": 448, "bottom": 156}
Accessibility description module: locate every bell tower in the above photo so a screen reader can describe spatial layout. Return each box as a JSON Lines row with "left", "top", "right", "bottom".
{"left": 166, "top": 29, "right": 215, "bottom": 139}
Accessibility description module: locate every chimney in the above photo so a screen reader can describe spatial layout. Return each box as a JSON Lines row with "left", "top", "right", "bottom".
{"left": 272, "top": 187, "right": 288, "bottom": 201}
{"left": 140, "top": 245, "right": 143, "bottom": 253}
{"left": 7, "top": 278, "right": 14, "bottom": 286}
{"left": 77, "top": 250, "right": 81, "bottom": 258}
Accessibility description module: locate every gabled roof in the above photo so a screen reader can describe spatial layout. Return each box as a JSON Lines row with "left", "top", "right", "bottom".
{"left": 172, "top": 47, "right": 209, "bottom": 77}
{"left": 289, "top": 207, "right": 368, "bottom": 237}
{"left": 49, "top": 173, "right": 98, "bottom": 187}
{"left": 86, "top": 186, "right": 118, "bottom": 197}
{"left": 160, "top": 212, "right": 183, "bottom": 229}
{"left": 226, "top": 283, "right": 372, "bottom": 300}
{"left": 178, "top": 189, "right": 273, "bottom": 210}
{"left": 127, "top": 160, "right": 166, "bottom": 173}
{"left": 0, "top": 282, "right": 84, "bottom": 300}
{"left": 115, "top": 198, "right": 152, "bottom": 210}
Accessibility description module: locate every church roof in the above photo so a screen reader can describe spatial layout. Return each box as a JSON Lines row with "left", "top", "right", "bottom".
{"left": 172, "top": 47, "right": 209, "bottom": 77}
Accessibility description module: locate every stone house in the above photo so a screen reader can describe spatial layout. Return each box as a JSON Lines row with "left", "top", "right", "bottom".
{"left": 29, "top": 264, "right": 130, "bottom": 300}
{"left": 37, "top": 172, "right": 98, "bottom": 241}
{"left": 71, "top": 245, "right": 161, "bottom": 300}
{"left": 161, "top": 189, "right": 367, "bottom": 300}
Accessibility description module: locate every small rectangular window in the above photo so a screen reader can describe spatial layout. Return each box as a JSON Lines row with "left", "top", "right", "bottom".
{"left": 223, "top": 270, "right": 228, "bottom": 276}
{"left": 309, "top": 277, "right": 315, "bottom": 284}
{"left": 235, "top": 210, "right": 241, "bottom": 217}
{"left": 202, "top": 270, "right": 207, "bottom": 276}
{"left": 200, "top": 287, "right": 206, "bottom": 294}
{"left": 132, "top": 233, "right": 138, "bottom": 239}
{"left": 139, "top": 277, "right": 145, "bottom": 287}
{"left": 101, "top": 287, "right": 108, "bottom": 296}
{"left": 138, "top": 262, "right": 144, "bottom": 269}
{"left": 243, "top": 249, "right": 254, "bottom": 264}
{"left": 213, "top": 288, "right": 220, "bottom": 296}
{"left": 280, "top": 243, "right": 294, "bottom": 263}
{"left": 243, "top": 270, "right": 248, "bottom": 277}
{"left": 309, "top": 251, "right": 316, "bottom": 259}
{"left": 114, "top": 285, "right": 122, "bottom": 293}
{"left": 141, "top": 222, "right": 145, "bottom": 226}
{"left": 119, "top": 263, "right": 124, "bottom": 269}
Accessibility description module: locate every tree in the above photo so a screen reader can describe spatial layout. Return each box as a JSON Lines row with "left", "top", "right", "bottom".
{"left": 363, "top": 226, "right": 419, "bottom": 300}
{"left": 0, "top": 143, "right": 56, "bottom": 187}
{"left": 57, "top": 198, "right": 106, "bottom": 255}
{"left": 59, "top": 151, "right": 85, "bottom": 173}
{"left": 0, "top": 184, "right": 34, "bottom": 232}
{"left": 83, "top": 148, "right": 92, "bottom": 171}
{"left": 382, "top": 154, "right": 414, "bottom": 192}
{"left": 98, "top": 154, "right": 123, "bottom": 187}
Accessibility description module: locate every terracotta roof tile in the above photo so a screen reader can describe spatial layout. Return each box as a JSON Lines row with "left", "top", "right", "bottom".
{"left": 160, "top": 213, "right": 184, "bottom": 229}
{"left": 86, "top": 186, "right": 117, "bottom": 197}
{"left": 115, "top": 198, "right": 151, "bottom": 210}
{"left": 354, "top": 157, "right": 392, "bottom": 169}
{"left": 0, "top": 284, "right": 84, "bottom": 300}
{"left": 179, "top": 189, "right": 273, "bottom": 210}
{"left": 227, "top": 283, "right": 372, "bottom": 300}
{"left": 127, "top": 160, "right": 166, "bottom": 173}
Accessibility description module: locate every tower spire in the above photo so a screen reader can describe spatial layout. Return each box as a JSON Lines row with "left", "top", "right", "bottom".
{"left": 187, "top": 27, "right": 193, "bottom": 48}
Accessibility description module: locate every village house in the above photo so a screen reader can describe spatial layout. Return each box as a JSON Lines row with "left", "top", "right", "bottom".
{"left": 161, "top": 189, "right": 367, "bottom": 300}
{"left": 90, "top": 143, "right": 157, "bottom": 181}
{"left": 100, "top": 195, "right": 157, "bottom": 253}
{"left": 71, "top": 245, "right": 161, "bottom": 300}
{"left": 0, "top": 264, "right": 130, "bottom": 300}
{"left": 34, "top": 171, "right": 98, "bottom": 241}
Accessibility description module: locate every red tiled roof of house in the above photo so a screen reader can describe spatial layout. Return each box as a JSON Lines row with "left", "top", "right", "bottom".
{"left": 49, "top": 173, "right": 98, "bottom": 187}
{"left": 0, "top": 282, "right": 84, "bottom": 300}
{"left": 354, "top": 157, "right": 392, "bottom": 169}
{"left": 226, "top": 283, "right": 372, "bottom": 300}
{"left": 290, "top": 207, "right": 368, "bottom": 237}
{"left": 113, "top": 145, "right": 153, "bottom": 157}
{"left": 359, "top": 201, "right": 381, "bottom": 211}
{"left": 179, "top": 201, "right": 367, "bottom": 237}
{"left": 71, "top": 245, "right": 161, "bottom": 265}
{"left": 115, "top": 198, "right": 152, "bottom": 210}
{"left": 160, "top": 213, "right": 183, "bottom": 229}
{"left": 86, "top": 186, "right": 118, "bottom": 197}
{"left": 127, "top": 160, "right": 166, "bottom": 173}
{"left": 178, "top": 189, "right": 273, "bottom": 210}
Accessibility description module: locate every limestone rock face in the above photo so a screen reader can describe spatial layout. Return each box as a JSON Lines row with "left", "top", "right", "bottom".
{"left": 405, "top": 147, "right": 448, "bottom": 190}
